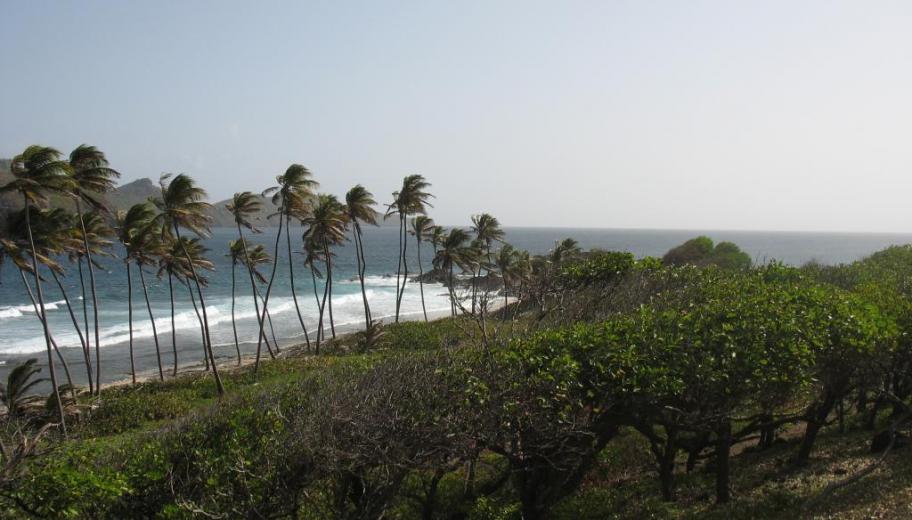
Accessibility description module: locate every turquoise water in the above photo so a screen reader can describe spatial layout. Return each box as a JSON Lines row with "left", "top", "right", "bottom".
{"left": 1, "top": 226, "right": 911, "bottom": 385}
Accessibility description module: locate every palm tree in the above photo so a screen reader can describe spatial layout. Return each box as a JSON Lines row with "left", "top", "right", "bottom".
{"left": 470, "top": 214, "right": 505, "bottom": 314}
{"left": 67, "top": 145, "right": 120, "bottom": 396}
{"left": 0, "top": 145, "right": 74, "bottom": 432}
{"left": 226, "top": 191, "right": 282, "bottom": 353}
{"left": 302, "top": 194, "right": 348, "bottom": 351}
{"left": 303, "top": 237, "right": 324, "bottom": 313}
{"left": 0, "top": 359, "right": 47, "bottom": 418}
{"left": 386, "top": 175, "right": 433, "bottom": 322}
{"left": 429, "top": 225, "right": 446, "bottom": 256}
{"left": 153, "top": 174, "right": 224, "bottom": 395}
{"left": 227, "top": 240, "right": 246, "bottom": 365}
{"left": 69, "top": 211, "right": 114, "bottom": 389}
{"left": 432, "top": 228, "right": 471, "bottom": 317}
{"left": 258, "top": 165, "right": 318, "bottom": 370}
{"left": 550, "top": 238, "right": 581, "bottom": 266}
{"left": 345, "top": 185, "right": 380, "bottom": 329}
{"left": 117, "top": 202, "right": 162, "bottom": 382}
{"left": 244, "top": 244, "right": 280, "bottom": 358}
{"left": 159, "top": 235, "right": 216, "bottom": 373}
{"left": 409, "top": 215, "right": 435, "bottom": 322}
{"left": 493, "top": 244, "right": 520, "bottom": 311}
{"left": 0, "top": 209, "right": 77, "bottom": 395}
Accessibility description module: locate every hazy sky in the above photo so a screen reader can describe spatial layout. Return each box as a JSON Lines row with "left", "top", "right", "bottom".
{"left": 2, "top": 1, "right": 911, "bottom": 232}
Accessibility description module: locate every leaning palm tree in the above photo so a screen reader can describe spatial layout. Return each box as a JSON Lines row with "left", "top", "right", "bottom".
{"left": 493, "top": 244, "right": 519, "bottom": 311}
{"left": 69, "top": 211, "right": 114, "bottom": 389}
{"left": 302, "top": 194, "right": 348, "bottom": 351}
{"left": 227, "top": 240, "right": 246, "bottom": 365}
{"left": 0, "top": 359, "right": 48, "bottom": 418}
{"left": 257, "top": 165, "right": 318, "bottom": 370}
{"left": 117, "top": 202, "right": 163, "bottom": 382}
{"left": 386, "top": 175, "right": 433, "bottom": 322}
{"left": 429, "top": 225, "right": 446, "bottom": 256}
{"left": 345, "top": 185, "right": 380, "bottom": 329}
{"left": 470, "top": 213, "right": 505, "bottom": 313}
{"left": 152, "top": 174, "right": 224, "bottom": 395}
{"left": 0, "top": 145, "right": 73, "bottom": 432}
{"left": 409, "top": 215, "right": 435, "bottom": 322}
{"left": 67, "top": 145, "right": 120, "bottom": 396}
{"left": 244, "top": 244, "right": 280, "bottom": 358}
{"left": 159, "top": 235, "right": 216, "bottom": 373}
{"left": 432, "top": 228, "right": 471, "bottom": 317}
{"left": 226, "top": 192, "right": 285, "bottom": 351}
{"left": 1, "top": 209, "right": 78, "bottom": 394}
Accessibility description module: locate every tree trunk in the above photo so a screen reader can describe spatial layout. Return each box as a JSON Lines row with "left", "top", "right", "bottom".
{"left": 76, "top": 200, "right": 103, "bottom": 397}
{"left": 127, "top": 262, "right": 136, "bottom": 383}
{"left": 715, "top": 421, "right": 732, "bottom": 503}
{"left": 327, "top": 251, "right": 336, "bottom": 340}
{"left": 24, "top": 199, "right": 66, "bottom": 434}
{"left": 416, "top": 237, "right": 428, "bottom": 322}
{"left": 797, "top": 392, "right": 838, "bottom": 466}
{"left": 138, "top": 264, "right": 164, "bottom": 380}
{"left": 175, "top": 226, "right": 224, "bottom": 396}
{"left": 235, "top": 227, "right": 274, "bottom": 354}
{"left": 285, "top": 215, "right": 311, "bottom": 348}
{"left": 51, "top": 269, "right": 92, "bottom": 394}
{"left": 394, "top": 214, "right": 404, "bottom": 323}
{"left": 316, "top": 239, "right": 332, "bottom": 352}
{"left": 19, "top": 270, "right": 75, "bottom": 394}
{"left": 168, "top": 273, "right": 178, "bottom": 376}
{"left": 353, "top": 224, "right": 372, "bottom": 329}
{"left": 255, "top": 211, "right": 285, "bottom": 372}
{"left": 252, "top": 284, "right": 277, "bottom": 359}
{"left": 659, "top": 428, "right": 678, "bottom": 501}
{"left": 231, "top": 263, "right": 241, "bottom": 365}
{"left": 76, "top": 258, "right": 93, "bottom": 393}
{"left": 185, "top": 279, "right": 209, "bottom": 369}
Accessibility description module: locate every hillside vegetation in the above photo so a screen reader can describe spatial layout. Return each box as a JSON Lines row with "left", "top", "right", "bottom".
{"left": 4, "top": 241, "right": 912, "bottom": 519}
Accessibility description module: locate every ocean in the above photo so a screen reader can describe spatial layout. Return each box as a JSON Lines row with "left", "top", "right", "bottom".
{"left": 1, "top": 226, "right": 911, "bottom": 387}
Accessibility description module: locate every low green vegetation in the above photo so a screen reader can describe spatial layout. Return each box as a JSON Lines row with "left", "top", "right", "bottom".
{"left": 3, "top": 240, "right": 912, "bottom": 518}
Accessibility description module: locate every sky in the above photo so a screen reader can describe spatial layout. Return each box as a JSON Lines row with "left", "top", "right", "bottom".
{"left": 2, "top": 1, "right": 911, "bottom": 232}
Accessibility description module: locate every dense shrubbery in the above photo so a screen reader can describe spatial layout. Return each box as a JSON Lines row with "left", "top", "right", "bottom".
{"left": 5, "top": 245, "right": 912, "bottom": 518}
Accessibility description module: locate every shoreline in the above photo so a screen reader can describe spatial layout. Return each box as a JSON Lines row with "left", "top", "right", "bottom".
{"left": 96, "top": 305, "right": 467, "bottom": 392}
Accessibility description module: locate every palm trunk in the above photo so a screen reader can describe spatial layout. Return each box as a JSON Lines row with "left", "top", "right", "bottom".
{"left": 51, "top": 269, "right": 92, "bottom": 394}
{"left": 127, "top": 262, "right": 136, "bottom": 384}
{"left": 353, "top": 224, "right": 372, "bottom": 328}
{"left": 310, "top": 266, "right": 321, "bottom": 309}
{"left": 24, "top": 200, "right": 65, "bottom": 434}
{"left": 168, "top": 272, "right": 178, "bottom": 376}
{"left": 396, "top": 215, "right": 410, "bottom": 321}
{"left": 252, "top": 284, "right": 277, "bottom": 359}
{"left": 449, "top": 264, "right": 457, "bottom": 317}
{"left": 235, "top": 226, "right": 273, "bottom": 354}
{"left": 416, "top": 237, "right": 428, "bottom": 321}
{"left": 76, "top": 200, "right": 103, "bottom": 397}
{"left": 255, "top": 211, "right": 285, "bottom": 372}
{"left": 231, "top": 263, "right": 241, "bottom": 365}
{"left": 19, "top": 270, "right": 76, "bottom": 393}
{"left": 286, "top": 214, "right": 311, "bottom": 348}
{"left": 76, "top": 258, "right": 93, "bottom": 392}
{"left": 394, "top": 214, "right": 404, "bottom": 323}
{"left": 137, "top": 264, "right": 164, "bottom": 380}
{"left": 185, "top": 277, "right": 209, "bottom": 370}
{"left": 327, "top": 253, "right": 336, "bottom": 340}
{"left": 175, "top": 226, "right": 224, "bottom": 395}
{"left": 316, "top": 237, "right": 333, "bottom": 351}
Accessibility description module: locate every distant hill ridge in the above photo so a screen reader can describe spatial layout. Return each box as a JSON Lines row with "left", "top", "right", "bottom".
{"left": 0, "top": 160, "right": 396, "bottom": 228}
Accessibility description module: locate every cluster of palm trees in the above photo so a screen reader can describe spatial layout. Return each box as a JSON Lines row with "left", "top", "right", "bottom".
{"left": 1, "top": 144, "right": 536, "bottom": 430}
